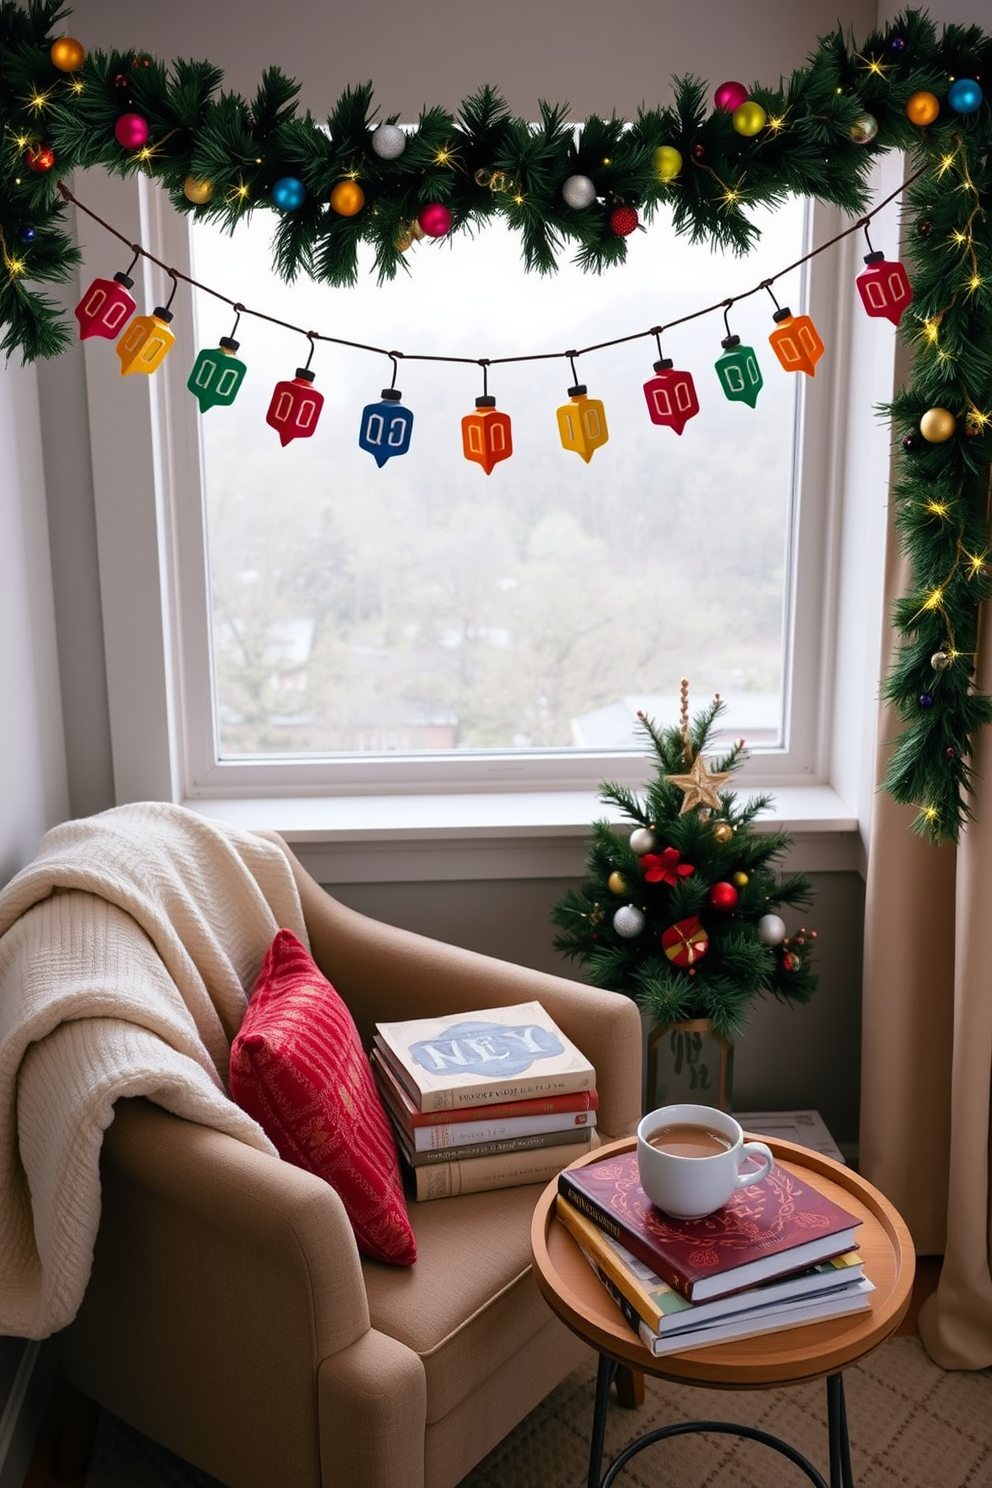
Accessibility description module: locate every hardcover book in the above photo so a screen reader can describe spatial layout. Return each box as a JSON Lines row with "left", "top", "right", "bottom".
{"left": 374, "top": 1001, "right": 596, "bottom": 1112}
{"left": 558, "top": 1150, "right": 861, "bottom": 1302}
{"left": 369, "top": 1048, "right": 599, "bottom": 1126}
{"left": 399, "top": 1125, "right": 594, "bottom": 1168}
{"left": 581, "top": 1246, "right": 875, "bottom": 1357}
{"left": 406, "top": 1135, "right": 598, "bottom": 1201}
{"left": 555, "top": 1196, "right": 865, "bottom": 1335}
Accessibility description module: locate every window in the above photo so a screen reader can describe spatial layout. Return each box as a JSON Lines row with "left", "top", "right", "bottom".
{"left": 76, "top": 165, "right": 886, "bottom": 816}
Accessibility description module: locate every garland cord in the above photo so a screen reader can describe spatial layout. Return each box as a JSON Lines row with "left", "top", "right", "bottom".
{"left": 56, "top": 161, "right": 929, "bottom": 373}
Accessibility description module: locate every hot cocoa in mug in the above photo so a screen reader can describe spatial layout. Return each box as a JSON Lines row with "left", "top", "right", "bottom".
{"left": 636, "top": 1103, "right": 774, "bottom": 1219}
{"left": 645, "top": 1122, "right": 733, "bottom": 1158}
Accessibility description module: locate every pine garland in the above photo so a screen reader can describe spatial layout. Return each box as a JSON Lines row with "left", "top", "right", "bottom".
{"left": 551, "top": 696, "right": 817, "bottom": 1042}
{"left": 2, "top": 3, "right": 991, "bottom": 842}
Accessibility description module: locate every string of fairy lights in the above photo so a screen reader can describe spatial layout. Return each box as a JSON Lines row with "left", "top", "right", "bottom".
{"left": 62, "top": 165, "right": 923, "bottom": 470}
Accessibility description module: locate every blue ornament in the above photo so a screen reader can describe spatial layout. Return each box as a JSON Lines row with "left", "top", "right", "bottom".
{"left": 948, "top": 78, "right": 983, "bottom": 114}
{"left": 271, "top": 176, "right": 306, "bottom": 211}
{"left": 358, "top": 388, "right": 414, "bottom": 466}
{"left": 17, "top": 226, "right": 36, "bottom": 242}
{"left": 919, "top": 694, "right": 934, "bottom": 709}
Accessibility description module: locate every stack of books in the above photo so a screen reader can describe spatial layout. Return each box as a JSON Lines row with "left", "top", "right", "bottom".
{"left": 556, "top": 1148, "right": 874, "bottom": 1356}
{"left": 372, "top": 1000, "right": 598, "bottom": 1201}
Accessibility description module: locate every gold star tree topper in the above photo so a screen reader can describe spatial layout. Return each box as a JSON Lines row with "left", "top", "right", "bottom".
{"left": 666, "top": 751, "right": 731, "bottom": 814}
{"left": 664, "top": 681, "right": 733, "bottom": 813}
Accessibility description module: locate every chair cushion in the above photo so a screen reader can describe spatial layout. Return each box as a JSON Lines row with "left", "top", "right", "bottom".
{"left": 229, "top": 928, "right": 417, "bottom": 1265}
{"left": 362, "top": 1180, "right": 572, "bottom": 1422}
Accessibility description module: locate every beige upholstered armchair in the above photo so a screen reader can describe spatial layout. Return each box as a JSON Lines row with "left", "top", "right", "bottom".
{"left": 49, "top": 830, "right": 643, "bottom": 1488}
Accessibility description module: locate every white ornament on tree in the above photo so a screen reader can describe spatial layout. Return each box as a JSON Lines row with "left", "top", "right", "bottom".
{"left": 629, "top": 827, "right": 656, "bottom": 855}
{"left": 758, "top": 913, "right": 787, "bottom": 945}
{"left": 562, "top": 173, "right": 596, "bottom": 209}
{"left": 613, "top": 904, "right": 645, "bottom": 938}
{"left": 372, "top": 123, "right": 406, "bottom": 160}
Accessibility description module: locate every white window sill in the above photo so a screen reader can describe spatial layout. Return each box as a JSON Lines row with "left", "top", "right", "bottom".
{"left": 184, "top": 784, "right": 863, "bottom": 883}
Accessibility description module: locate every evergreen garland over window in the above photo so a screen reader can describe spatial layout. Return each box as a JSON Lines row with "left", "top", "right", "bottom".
{"left": 2, "top": 2, "right": 991, "bottom": 843}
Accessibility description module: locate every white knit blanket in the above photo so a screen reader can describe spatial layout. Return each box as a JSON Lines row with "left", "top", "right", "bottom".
{"left": 0, "top": 802, "right": 309, "bottom": 1339}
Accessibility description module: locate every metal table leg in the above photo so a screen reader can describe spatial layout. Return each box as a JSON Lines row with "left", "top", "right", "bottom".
{"left": 587, "top": 1355, "right": 617, "bottom": 1488}
{"left": 826, "top": 1372, "right": 854, "bottom": 1488}
{"left": 585, "top": 1352, "right": 852, "bottom": 1488}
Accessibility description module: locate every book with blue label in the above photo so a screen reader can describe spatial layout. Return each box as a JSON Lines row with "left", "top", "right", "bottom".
{"left": 373, "top": 1001, "right": 596, "bottom": 1113}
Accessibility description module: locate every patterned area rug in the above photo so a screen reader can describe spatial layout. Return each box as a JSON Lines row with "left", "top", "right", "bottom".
{"left": 84, "top": 1336, "right": 991, "bottom": 1488}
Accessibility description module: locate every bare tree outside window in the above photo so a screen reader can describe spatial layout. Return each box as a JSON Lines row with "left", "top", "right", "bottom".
{"left": 190, "top": 197, "right": 806, "bottom": 759}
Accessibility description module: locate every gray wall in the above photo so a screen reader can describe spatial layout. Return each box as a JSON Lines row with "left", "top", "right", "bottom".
{"left": 326, "top": 868, "right": 863, "bottom": 1151}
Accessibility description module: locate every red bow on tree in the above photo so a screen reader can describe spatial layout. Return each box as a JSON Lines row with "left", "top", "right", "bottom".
{"left": 640, "top": 847, "right": 695, "bottom": 885}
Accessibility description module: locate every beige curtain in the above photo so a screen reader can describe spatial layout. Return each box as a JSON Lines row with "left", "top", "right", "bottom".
{"left": 862, "top": 512, "right": 992, "bottom": 1370}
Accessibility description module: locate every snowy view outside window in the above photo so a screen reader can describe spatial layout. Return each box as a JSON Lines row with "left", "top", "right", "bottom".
{"left": 189, "top": 196, "right": 807, "bottom": 759}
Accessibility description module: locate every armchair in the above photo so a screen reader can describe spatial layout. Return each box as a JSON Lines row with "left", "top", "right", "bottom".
{"left": 52, "top": 830, "right": 643, "bottom": 1488}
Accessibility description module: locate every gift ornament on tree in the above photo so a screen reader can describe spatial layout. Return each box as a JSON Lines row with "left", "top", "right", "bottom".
{"left": 551, "top": 687, "right": 817, "bottom": 1043}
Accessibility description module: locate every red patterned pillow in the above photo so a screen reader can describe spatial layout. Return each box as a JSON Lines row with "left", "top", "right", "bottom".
{"left": 230, "top": 928, "right": 416, "bottom": 1265}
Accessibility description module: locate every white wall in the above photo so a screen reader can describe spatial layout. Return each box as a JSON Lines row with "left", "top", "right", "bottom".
{"left": 0, "top": 360, "right": 67, "bottom": 1488}
{"left": 0, "top": 361, "right": 69, "bottom": 874}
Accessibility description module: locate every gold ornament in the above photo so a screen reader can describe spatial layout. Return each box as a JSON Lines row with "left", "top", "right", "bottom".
{"left": 50, "top": 36, "right": 85, "bottom": 71}
{"left": 920, "top": 407, "right": 956, "bottom": 443}
{"left": 183, "top": 176, "right": 214, "bottom": 205}
{"left": 330, "top": 179, "right": 365, "bottom": 216}
{"left": 732, "top": 100, "right": 767, "bottom": 136}
{"left": 732, "top": 871, "right": 749, "bottom": 887}
{"left": 654, "top": 145, "right": 682, "bottom": 181}
{"left": 712, "top": 821, "right": 733, "bottom": 843}
{"left": 409, "top": 220, "right": 426, "bottom": 241}
{"left": 931, "top": 650, "right": 952, "bottom": 670}
{"left": 666, "top": 753, "right": 732, "bottom": 814}
{"left": 607, "top": 871, "right": 627, "bottom": 895}
{"left": 395, "top": 230, "right": 413, "bottom": 252}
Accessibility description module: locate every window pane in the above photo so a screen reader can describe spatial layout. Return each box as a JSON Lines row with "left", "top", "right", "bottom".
{"left": 189, "top": 198, "right": 806, "bottom": 759}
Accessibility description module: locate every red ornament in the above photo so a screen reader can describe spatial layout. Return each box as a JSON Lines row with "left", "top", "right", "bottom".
{"left": 781, "top": 951, "right": 801, "bottom": 972}
{"left": 661, "top": 916, "right": 709, "bottom": 967}
{"left": 769, "top": 307, "right": 825, "bottom": 377}
{"left": 265, "top": 367, "right": 324, "bottom": 447}
{"left": 856, "top": 251, "right": 914, "bottom": 327}
{"left": 74, "top": 270, "right": 136, "bottom": 341}
{"left": 25, "top": 144, "right": 55, "bottom": 173}
{"left": 643, "top": 359, "right": 700, "bottom": 435}
{"left": 641, "top": 847, "right": 694, "bottom": 885}
{"left": 714, "top": 81, "right": 749, "bottom": 112}
{"left": 417, "top": 202, "right": 453, "bottom": 237}
{"left": 461, "top": 395, "right": 512, "bottom": 474}
{"left": 707, "top": 881, "right": 739, "bottom": 912}
{"left": 609, "top": 205, "right": 639, "bottom": 236}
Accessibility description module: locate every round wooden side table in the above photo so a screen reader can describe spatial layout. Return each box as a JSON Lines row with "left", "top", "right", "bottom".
{"left": 530, "top": 1135, "right": 915, "bottom": 1488}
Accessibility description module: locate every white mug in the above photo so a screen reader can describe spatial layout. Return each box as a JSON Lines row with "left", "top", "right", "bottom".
{"left": 636, "top": 1103, "right": 774, "bottom": 1220}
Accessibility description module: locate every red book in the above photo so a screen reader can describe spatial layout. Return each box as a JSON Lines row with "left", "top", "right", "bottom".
{"left": 370, "top": 1047, "right": 598, "bottom": 1126}
{"left": 557, "top": 1149, "right": 861, "bottom": 1302}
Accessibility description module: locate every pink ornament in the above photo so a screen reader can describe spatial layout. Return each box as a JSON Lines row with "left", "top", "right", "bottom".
{"left": 417, "top": 202, "right": 453, "bottom": 238}
{"left": 114, "top": 112, "right": 151, "bottom": 149}
{"left": 714, "top": 80, "right": 749, "bottom": 113}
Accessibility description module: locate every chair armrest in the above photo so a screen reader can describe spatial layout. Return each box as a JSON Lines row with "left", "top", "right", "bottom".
{"left": 57, "top": 1099, "right": 406, "bottom": 1488}
{"left": 262, "top": 833, "right": 643, "bottom": 1141}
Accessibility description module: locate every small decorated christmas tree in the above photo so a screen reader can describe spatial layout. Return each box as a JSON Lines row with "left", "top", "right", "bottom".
{"left": 551, "top": 685, "right": 817, "bottom": 1043}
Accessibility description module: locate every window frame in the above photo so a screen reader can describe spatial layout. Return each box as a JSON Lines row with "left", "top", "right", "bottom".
{"left": 73, "top": 161, "right": 896, "bottom": 867}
